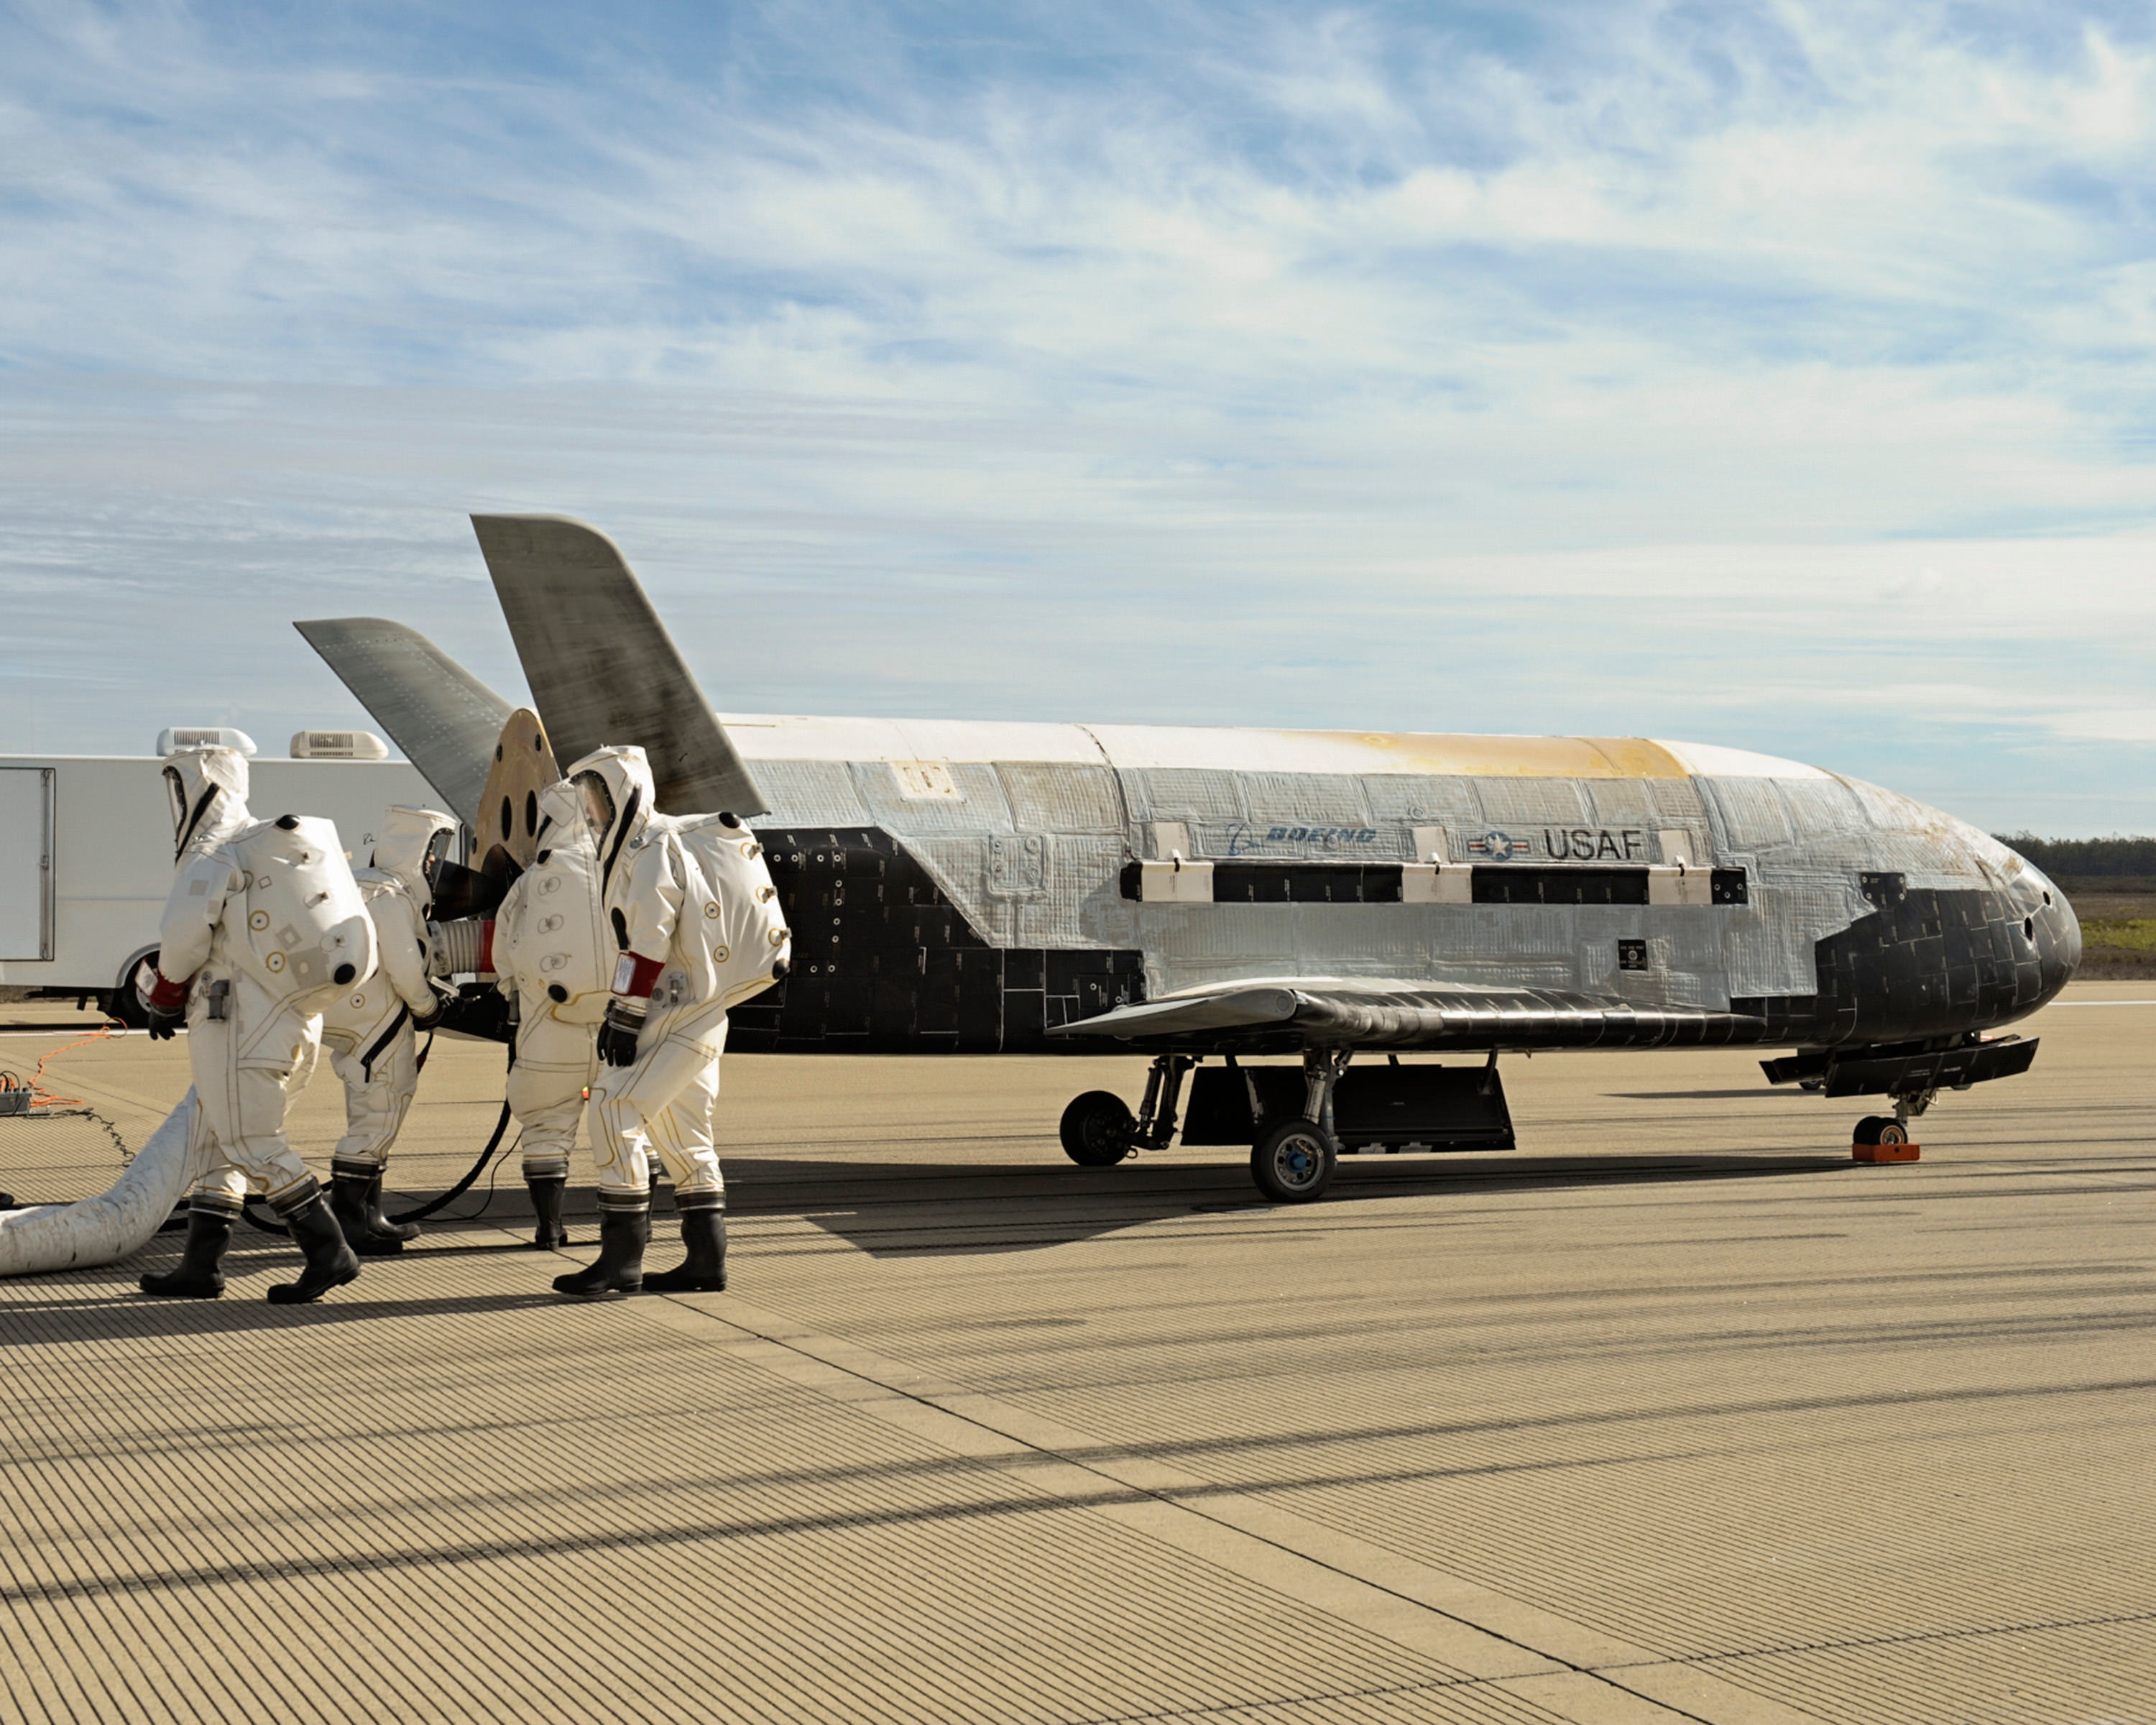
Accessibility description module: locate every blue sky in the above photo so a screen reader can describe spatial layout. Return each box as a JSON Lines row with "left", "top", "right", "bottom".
{"left": 6, "top": 1, "right": 2156, "bottom": 833}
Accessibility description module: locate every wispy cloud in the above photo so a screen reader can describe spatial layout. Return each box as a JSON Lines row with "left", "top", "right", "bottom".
{"left": 4, "top": 1, "right": 2156, "bottom": 832}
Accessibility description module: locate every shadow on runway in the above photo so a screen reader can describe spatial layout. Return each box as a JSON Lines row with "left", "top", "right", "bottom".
{"left": 674, "top": 1147, "right": 1853, "bottom": 1258}
{"left": 0, "top": 1151, "right": 1856, "bottom": 1330}
{"left": 1609, "top": 1089, "right": 1796, "bottom": 1100}
{"left": 0, "top": 1284, "right": 560, "bottom": 1343}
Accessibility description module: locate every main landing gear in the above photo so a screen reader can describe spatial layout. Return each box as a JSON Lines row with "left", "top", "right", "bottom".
{"left": 1058, "top": 1092, "right": 1137, "bottom": 1166}
{"left": 1058, "top": 1055, "right": 1197, "bottom": 1167}
{"left": 1058, "top": 1049, "right": 1355, "bottom": 1204}
{"left": 1248, "top": 1050, "right": 1350, "bottom": 1203}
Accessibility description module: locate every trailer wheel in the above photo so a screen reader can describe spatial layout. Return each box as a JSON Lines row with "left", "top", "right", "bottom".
{"left": 104, "top": 947, "right": 158, "bottom": 1029}
{"left": 1059, "top": 1091, "right": 1135, "bottom": 1167}
{"left": 1250, "top": 1118, "right": 1336, "bottom": 1203}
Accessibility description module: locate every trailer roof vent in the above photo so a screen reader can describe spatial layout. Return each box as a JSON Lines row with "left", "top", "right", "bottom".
{"left": 290, "top": 729, "right": 390, "bottom": 760}
{"left": 156, "top": 727, "right": 257, "bottom": 758}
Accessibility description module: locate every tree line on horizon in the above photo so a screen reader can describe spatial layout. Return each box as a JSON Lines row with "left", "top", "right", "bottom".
{"left": 1995, "top": 834, "right": 2156, "bottom": 877}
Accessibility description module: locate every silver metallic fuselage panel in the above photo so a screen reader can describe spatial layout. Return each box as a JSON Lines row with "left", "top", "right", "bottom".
{"left": 720, "top": 717, "right": 2080, "bottom": 1046}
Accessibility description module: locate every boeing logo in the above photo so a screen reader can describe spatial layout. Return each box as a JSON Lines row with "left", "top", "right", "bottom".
{"left": 1225, "top": 822, "right": 1380, "bottom": 855}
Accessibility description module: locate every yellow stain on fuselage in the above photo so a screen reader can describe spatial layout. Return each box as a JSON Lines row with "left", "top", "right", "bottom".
{"left": 1279, "top": 732, "right": 1692, "bottom": 780}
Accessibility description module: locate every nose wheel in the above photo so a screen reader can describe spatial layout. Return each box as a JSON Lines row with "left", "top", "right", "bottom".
{"left": 1853, "top": 1106, "right": 1922, "bottom": 1162}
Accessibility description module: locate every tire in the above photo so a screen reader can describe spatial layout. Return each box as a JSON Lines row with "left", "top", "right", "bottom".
{"left": 1853, "top": 1115, "right": 1907, "bottom": 1145}
{"left": 1250, "top": 1118, "right": 1336, "bottom": 1203}
{"left": 1059, "top": 1091, "right": 1136, "bottom": 1167}
{"left": 105, "top": 947, "right": 158, "bottom": 1029}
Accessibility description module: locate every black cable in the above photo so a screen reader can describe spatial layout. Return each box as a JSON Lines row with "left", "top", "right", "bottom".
{"left": 239, "top": 1099, "right": 515, "bottom": 1236}
{"left": 391, "top": 1029, "right": 517, "bottom": 1223}
{"left": 241, "top": 1025, "right": 512, "bottom": 1236}
{"left": 386, "top": 1101, "right": 512, "bottom": 1224}
{"left": 0, "top": 1106, "right": 137, "bottom": 1212}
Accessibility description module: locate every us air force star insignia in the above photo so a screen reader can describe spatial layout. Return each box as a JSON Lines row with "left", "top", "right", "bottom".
{"left": 1468, "top": 830, "right": 1523, "bottom": 860}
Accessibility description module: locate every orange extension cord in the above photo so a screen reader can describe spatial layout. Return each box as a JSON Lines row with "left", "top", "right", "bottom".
{"left": 2, "top": 1016, "right": 127, "bottom": 1111}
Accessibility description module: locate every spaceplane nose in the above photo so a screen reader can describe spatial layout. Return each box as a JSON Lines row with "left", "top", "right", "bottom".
{"left": 2035, "top": 886, "right": 2081, "bottom": 1000}
{"left": 1999, "top": 852, "right": 2081, "bottom": 1008}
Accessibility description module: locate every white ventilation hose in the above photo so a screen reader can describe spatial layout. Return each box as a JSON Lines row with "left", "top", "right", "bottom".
{"left": 0, "top": 1092, "right": 197, "bottom": 1276}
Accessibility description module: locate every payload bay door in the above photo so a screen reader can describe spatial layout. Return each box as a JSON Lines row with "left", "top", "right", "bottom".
{"left": 0, "top": 768, "right": 55, "bottom": 961}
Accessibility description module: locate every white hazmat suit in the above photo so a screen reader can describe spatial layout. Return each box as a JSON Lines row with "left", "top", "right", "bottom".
{"left": 138, "top": 748, "right": 368, "bottom": 1303}
{"left": 493, "top": 778, "right": 640, "bottom": 1248}
{"left": 553, "top": 745, "right": 790, "bottom": 1297}
{"left": 317, "top": 806, "right": 457, "bottom": 1254}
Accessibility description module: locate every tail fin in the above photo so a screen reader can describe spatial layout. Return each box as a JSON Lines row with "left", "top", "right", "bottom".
{"left": 469, "top": 515, "right": 768, "bottom": 819}
{"left": 292, "top": 618, "right": 513, "bottom": 825}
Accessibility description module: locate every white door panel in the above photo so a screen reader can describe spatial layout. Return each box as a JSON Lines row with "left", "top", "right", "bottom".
{"left": 0, "top": 768, "right": 55, "bottom": 960}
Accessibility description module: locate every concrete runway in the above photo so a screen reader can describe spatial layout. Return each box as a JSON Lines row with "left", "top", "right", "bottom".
{"left": 1, "top": 985, "right": 2152, "bottom": 1724}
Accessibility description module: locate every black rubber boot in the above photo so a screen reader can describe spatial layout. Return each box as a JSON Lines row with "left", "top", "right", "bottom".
{"left": 368, "top": 1169, "right": 421, "bottom": 1243}
{"left": 266, "top": 1183, "right": 361, "bottom": 1305}
{"left": 331, "top": 1161, "right": 407, "bottom": 1256}
{"left": 640, "top": 1195, "right": 727, "bottom": 1293}
{"left": 138, "top": 1200, "right": 236, "bottom": 1299}
{"left": 527, "top": 1175, "right": 570, "bottom": 1250}
{"left": 552, "top": 1194, "right": 648, "bottom": 1299}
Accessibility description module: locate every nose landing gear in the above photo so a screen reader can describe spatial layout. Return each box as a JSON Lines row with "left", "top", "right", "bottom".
{"left": 1853, "top": 1090, "right": 1930, "bottom": 1162}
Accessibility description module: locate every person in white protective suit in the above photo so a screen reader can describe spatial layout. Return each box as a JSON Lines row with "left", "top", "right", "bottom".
{"left": 137, "top": 748, "right": 365, "bottom": 1303}
{"left": 317, "top": 806, "right": 458, "bottom": 1255}
{"left": 553, "top": 745, "right": 791, "bottom": 1299}
{"left": 490, "top": 777, "right": 638, "bottom": 1250}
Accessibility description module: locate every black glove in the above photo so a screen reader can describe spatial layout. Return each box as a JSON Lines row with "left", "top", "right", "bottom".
{"left": 136, "top": 968, "right": 186, "bottom": 1041}
{"left": 596, "top": 999, "right": 646, "bottom": 1067}
{"left": 410, "top": 980, "right": 454, "bottom": 1031}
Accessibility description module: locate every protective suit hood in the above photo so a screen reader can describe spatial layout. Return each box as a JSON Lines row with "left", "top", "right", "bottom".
{"left": 369, "top": 806, "right": 459, "bottom": 911}
{"left": 163, "top": 747, "right": 251, "bottom": 860}
{"left": 563, "top": 745, "right": 658, "bottom": 885}
{"left": 530, "top": 778, "right": 591, "bottom": 856}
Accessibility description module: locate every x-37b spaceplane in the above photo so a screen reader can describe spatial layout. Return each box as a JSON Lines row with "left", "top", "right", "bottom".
{"left": 299, "top": 517, "right": 2081, "bottom": 1202}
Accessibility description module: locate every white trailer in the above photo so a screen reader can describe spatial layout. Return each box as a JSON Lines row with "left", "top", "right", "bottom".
{"left": 0, "top": 751, "right": 443, "bottom": 1018}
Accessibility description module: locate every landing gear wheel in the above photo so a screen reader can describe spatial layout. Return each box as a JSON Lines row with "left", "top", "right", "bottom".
{"left": 106, "top": 947, "right": 158, "bottom": 1029}
{"left": 1853, "top": 1116, "right": 1909, "bottom": 1146}
{"left": 1059, "top": 1091, "right": 1136, "bottom": 1167}
{"left": 1250, "top": 1118, "right": 1337, "bottom": 1204}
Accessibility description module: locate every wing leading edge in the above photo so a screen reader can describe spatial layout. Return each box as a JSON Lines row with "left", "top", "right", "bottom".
{"left": 1049, "top": 978, "right": 1768, "bottom": 1052}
